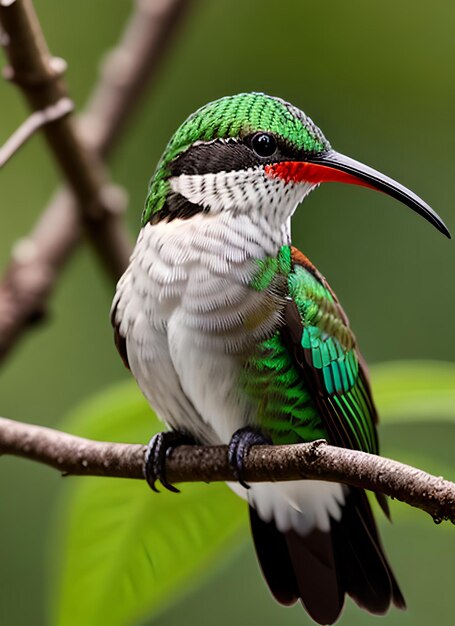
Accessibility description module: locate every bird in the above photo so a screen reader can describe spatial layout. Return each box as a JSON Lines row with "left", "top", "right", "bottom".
{"left": 111, "top": 92, "right": 450, "bottom": 625}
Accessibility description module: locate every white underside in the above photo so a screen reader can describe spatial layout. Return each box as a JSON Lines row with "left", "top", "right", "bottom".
{"left": 230, "top": 480, "right": 345, "bottom": 533}
{"left": 113, "top": 178, "right": 344, "bottom": 535}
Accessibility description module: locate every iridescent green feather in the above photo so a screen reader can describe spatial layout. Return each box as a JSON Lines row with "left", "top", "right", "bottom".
{"left": 142, "top": 93, "right": 330, "bottom": 224}
{"left": 241, "top": 334, "right": 327, "bottom": 445}
{"left": 250, "top": 246, "right": 291, "bottom": 292}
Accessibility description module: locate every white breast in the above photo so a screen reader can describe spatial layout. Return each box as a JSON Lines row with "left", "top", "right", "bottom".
{"left": 113, "top": 211, "right": 286, "bottom": 443}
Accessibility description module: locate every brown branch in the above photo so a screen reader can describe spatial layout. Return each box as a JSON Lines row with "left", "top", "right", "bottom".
{"left": 0, "top": 0, "right": 192, "bottom": 360}
{"left": 0, "top": 0, "right": 131, "bottom": 277}
{"left": 0, "top": 416, "right": 454, "bottom": 524}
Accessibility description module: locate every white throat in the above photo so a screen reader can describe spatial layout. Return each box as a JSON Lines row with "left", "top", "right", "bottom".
{"left": 169, "top": 166, "right": 316, "bottom": 239}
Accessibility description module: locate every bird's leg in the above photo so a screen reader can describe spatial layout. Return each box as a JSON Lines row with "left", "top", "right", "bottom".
{"left": 144, "top": 430, "right": 196, "bottom": 493}
{"left": 228, "top": 427, "right": 272, "bottom": 489}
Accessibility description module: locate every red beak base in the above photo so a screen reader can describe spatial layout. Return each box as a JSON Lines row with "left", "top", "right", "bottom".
{"left": 265, "top": 161, "right": 376, "bottom": 190}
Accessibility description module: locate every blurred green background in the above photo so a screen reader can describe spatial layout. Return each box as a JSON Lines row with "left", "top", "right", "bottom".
{"left": 0, "top": 1, "right": 454, "bottom": 625}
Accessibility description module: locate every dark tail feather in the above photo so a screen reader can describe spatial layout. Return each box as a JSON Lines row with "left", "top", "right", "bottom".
{"left": 332, "top": 489, "right": 406, "bottom": 613}
{"left": 249, "top": 506, "right": 299, "bottom": 606}
{"left": 249, "top": 489, "right": 405, "bottom": 625}
{"left": 249, "top": 506, "right": 344, "bottom": 624}
{"left": 285, "top": 527, "right": 345, "bottom": 624}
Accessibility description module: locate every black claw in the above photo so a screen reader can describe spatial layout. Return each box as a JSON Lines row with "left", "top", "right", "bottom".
{"left": 144, "top": 430, "right": 195, "bottom": 493}
{"left": 228, "top": 427, "right": 271, "bottom": 489}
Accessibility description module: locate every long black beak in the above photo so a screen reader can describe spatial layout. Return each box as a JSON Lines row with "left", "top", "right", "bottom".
{"left": 268, "top": 150, "right": 450, "bottom": 238}
{"left": 308, "top": 151, "right": 451, "bottom": 238}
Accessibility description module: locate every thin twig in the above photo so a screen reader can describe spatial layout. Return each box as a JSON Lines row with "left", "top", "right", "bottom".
{"left": 0, "top": 0, "right": 192, "bottom": 360}
{"left": 0, "top": 97, "right": 74, "bottom": 167}
{"left": 0, "top": 416, "right": 454, "bottom": 524}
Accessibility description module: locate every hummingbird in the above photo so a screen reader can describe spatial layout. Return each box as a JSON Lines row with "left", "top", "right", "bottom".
{"left": 111, "top": 93, "right": 449, "bottom": 624}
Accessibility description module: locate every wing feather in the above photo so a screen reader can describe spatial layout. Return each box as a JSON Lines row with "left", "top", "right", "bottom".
{"left": 281, "top": 247, "right": 379, "bottom": 456}
{"left": 110, "top": 297, "right": 130, "bottom": 370}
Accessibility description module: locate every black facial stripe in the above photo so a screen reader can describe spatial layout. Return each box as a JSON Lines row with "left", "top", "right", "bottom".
{"left": 169, "top": 136, "right": 306, "bottom": 177}
{"left": 169, "top": 140, "right": 258, "bottom": 176}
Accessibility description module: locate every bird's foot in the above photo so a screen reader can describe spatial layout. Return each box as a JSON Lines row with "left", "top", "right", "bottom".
{"left": 228, "top": 427, "right": 271, "bottom": 489}
{"left": 144, "top": 430, "right": 196, "bottom": 493}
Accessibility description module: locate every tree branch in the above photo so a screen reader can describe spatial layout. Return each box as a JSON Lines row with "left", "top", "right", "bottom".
{"left": 0, "top": 416, "right": 454, "bottom": 524}
{"left": 0, "top": 0, "right": 132, "bottom": 278}
{"left": 0, "top": 0, "right": 192, "bottom": 360}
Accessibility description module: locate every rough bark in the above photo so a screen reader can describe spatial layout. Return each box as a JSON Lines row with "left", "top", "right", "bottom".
{"left": 0, "top": 416, "right": 453, "bottom": 524}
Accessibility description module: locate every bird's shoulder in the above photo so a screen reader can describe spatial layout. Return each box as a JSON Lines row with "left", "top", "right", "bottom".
{"left": 288, "top": 247, "right": 354, "bottom": 356}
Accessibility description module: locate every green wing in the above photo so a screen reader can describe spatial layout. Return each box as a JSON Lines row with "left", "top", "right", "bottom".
{"left": 282, "top": 249, "right": 379, "bottom": 455}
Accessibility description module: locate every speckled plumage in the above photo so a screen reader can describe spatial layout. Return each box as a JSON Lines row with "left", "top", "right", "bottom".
{"left": 110, "top": 92, "right": 428, "bottom": 624}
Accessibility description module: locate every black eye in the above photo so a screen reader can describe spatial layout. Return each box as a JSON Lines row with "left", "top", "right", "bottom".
{"left": 251, "top": 132, "right": 278, "bottom": 158}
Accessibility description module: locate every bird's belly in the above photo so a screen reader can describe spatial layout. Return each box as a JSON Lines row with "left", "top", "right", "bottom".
{"left": 167, "top": 312, "right": 257, "bottom": 444}
{"left": 124, "top": 307, "right": 217, "bottom": 443}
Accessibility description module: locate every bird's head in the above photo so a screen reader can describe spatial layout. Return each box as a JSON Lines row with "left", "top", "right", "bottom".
{"left": 143, "top": 92, "right": 449, "bottom": 238}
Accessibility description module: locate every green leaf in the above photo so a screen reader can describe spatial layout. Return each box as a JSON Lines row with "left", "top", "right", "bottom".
{"left": 50, "top": 381, "right": 247, "bottom": 626}
{"left": 371, "top": 360, "right": 455, "bottom": 423}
